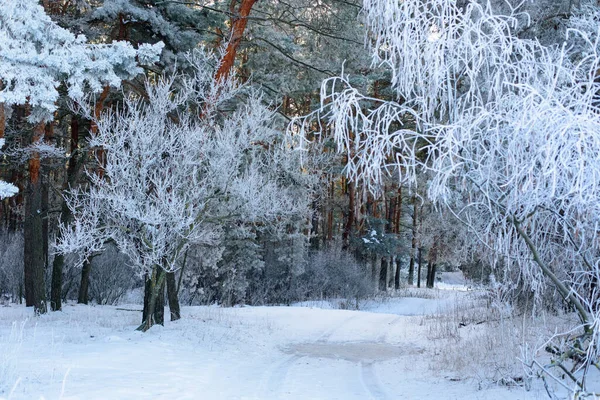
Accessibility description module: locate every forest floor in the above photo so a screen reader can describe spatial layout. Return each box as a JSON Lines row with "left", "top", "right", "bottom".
{"left": 0, "top": 278, "right": 574, "bottom": 399}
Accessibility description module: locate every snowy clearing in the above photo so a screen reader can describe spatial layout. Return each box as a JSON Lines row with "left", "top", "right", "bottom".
{"left": 0, "top": 288, "right": 556, "bottom": 400}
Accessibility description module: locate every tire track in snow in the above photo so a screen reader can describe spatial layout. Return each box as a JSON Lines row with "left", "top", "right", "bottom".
{"left": 376, "top": 315, "right": 402, "bottom": 343}
{"left": 360, "top": 362, "right": 391, "bottom": 400}
{"left": 265, "top": 354, "right": 304, "bottom": 397}
{"left": 316, "top": 314, "right": 360, "bottom": 342}
{"left": 263, "top": 314, "right": 360, "bottom": 398}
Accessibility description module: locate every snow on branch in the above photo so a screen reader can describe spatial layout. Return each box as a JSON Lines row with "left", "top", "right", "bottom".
{"left": 0, "top": 0, "right": 164, "bottom": 122}
{"left": 56, "top": 49, "right": 313, "bottom": 276}
{"left": 297, "top": 0, "right": 600, "bottom": 393}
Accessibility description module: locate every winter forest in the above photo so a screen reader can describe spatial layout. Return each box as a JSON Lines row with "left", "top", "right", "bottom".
{"left": 1, "top": 0, "right": 600, "bottom": 398}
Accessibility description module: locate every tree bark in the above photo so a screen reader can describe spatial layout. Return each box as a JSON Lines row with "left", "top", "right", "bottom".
{"left": 214, "top": 0, "right": 258, "bottom": 81}
{"left": 24, "top": 122, "right": 47, "bottom": 315}
{"left": 23, "top": 178, "right": 46, "bottom": 313}
{"left": 51, "top": 116, "right": 82, "bottom": 311}
{"left": 417, "top": 247, "right": 422, "bottom": 288}
{"left": 77, "top": 260, "right": 92, "bottom": 304}
{"left": 379, "top": 257, "right": 388, "bottom": 291}
{"left": 310, "top": 200, "right": 320, "bottom": 250}
{"left": 408, "top": 197, "right": 418, "bottom": 285}
{"left": 50, "top": 252, "right": 65, "bottom": 311}
{"left": 513, "top": 216, "right": 590, "bottom": 328}
{"left": 139, "top": 267, "right": 166, "bottom": 331}
{"left": 385, "top": 256, "right": 396, "bottom": 289}
{"left": 166, "top": 271, "right": 181, "bottom": 321}
{"left": 394, "top": 256, "right": 402, "bottom": 289}
{"left": 342, "top": 181, "right": 355, "bottom": 250}
{"left": 426, "top": 262, "right": 437, "bottom": 288}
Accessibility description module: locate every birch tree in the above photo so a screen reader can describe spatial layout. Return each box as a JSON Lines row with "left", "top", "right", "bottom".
{"left": 292, "top": 0, "right": 600, "bottom": 394}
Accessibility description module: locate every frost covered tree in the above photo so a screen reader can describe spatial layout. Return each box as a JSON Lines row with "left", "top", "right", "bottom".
{"left": 56, "top": 51, "right": 312, "bottom": 331}
{"left": 293, "top": 0, "right": 600, "bottom": 394}
{"left": 0, "top": 0, "right": 163, "bottom": 314}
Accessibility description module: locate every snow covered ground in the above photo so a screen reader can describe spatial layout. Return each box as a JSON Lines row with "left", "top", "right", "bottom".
{"left": 0, "top": 288, "right": 554, "bottom": 399}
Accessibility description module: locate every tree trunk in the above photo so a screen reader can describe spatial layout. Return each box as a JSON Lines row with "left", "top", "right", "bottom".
{"left": 166, "top": 271, "right": 181, "bottom": 321}
{"left": 23, "top": 177, "right": 46, "bottom": 314}
{"left": 408, "top": 198, "right": 418, "bottom": 285}
{"left": 387, "top": 256, "right": 394, "bottom": 289}
{"left": 139, "top": 267, "right": 166, "bottom": 332}
{"left": 77, "top": 260, "right": 92, "bottom": 304}
{"left": 214, "top": 0, "right": 258, "bottom": 81}
{"left": 417, "top": 247, "right": 423, "bottom": 288}
{"left": 24, "top": 122, "right": 47, "bottom": 315}
{"left": 310, "top": 200, "right": 320, "bottom": 250}
{"left": 51, "top": 116, "right": 82, "bottom": 311}
{"left": 379, "top": 257, "right": 388, "bottom": 291}
{"left": 394, "top": 256, "right": 402, "bottom": 289}
{"left": 176, "top": 249, "right": 188, "bottom": 295}
{"left": 50, "top": 252, "right": 64, "bottom": 311}
{"left": 426, "top": 262, "right": 437, "bottom": 288}
{"left": 342, "top": 181, "right": 355, "bottom": 250}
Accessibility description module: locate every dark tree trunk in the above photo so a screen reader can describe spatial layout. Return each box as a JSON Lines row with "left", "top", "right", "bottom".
{"left": 139, "top": 267, "right": 166, "bottom": 331}
{"left": 426, "top": 261, "right": 432, "bottom": 288}
{"left": 394, "top": 256, "right": 402, "bottom": 289}
{"left": 23, "top": 177, "right": 46, "bottom": 314}
{"left": 50, "top": 252, "right": 64, "bottom": 311}
{"left": 51, "top": 116, "right": 82, "bottom": 311}
{"left": 77, "top": 260, "right": 92, "bottom": 304}
{"left": 41, "top": 177, "right": 49, "bottom": 269}
{"left": 426, "top": 262, "right": 437, "bottom": 288}
{"left": 166, "top": 271, "right": 181, "bottom": 321}
{"left": 310, "top": 200, "right": 320, "bottom": 250}
{"left": 417, "top": 247, "right": 423, "bottom": 288}
{"left": 342, "top": 181, "right": 355, "bottom": 250}
{"left": 24, "top": 122, "right": 47, "bottom": 314}
{"left": 379, "top": 257, "right": 388, "bottom": 291}
{"left": 408, "top": 198, "right": 418, "bottom": 285}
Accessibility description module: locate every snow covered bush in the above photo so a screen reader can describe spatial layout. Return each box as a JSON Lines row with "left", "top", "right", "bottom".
{"left": 88, "top": 246, "right": 139, "bottom": 306}
{"left": 297, "top": 245, "right": 373, "bottom": 307}
{"left": 292, "top": 0, "right": 600, "bottom": 394}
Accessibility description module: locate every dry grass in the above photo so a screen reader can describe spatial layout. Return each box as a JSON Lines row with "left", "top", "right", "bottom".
{"left": 423, "top": 291, "right": 535, "bottom": 388}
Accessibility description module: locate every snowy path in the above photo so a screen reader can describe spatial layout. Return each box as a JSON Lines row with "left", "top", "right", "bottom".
{"left": 0, "top": 295, "right": 547, "bottom": 400}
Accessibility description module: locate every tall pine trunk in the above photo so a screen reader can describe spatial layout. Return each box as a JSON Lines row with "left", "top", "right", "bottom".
{"left": 51, "top": 116, "right": 82, "bottom": 311}
{"left": 214, "top": 0, "right": 258, "bottom": 81}
{"left": 24, "top": 122, "right": 47, "bottom": 314}
{"left": 407, "top": 198, "right": 418, "bottom": 285}
{"left": 342, "top": 181, "right": 355, "bottom": 250}
{"left": 394, "top": 257, "right": 402, "bottom": 289}
{"left": 416, "top": 247, "right": 422, "bottom": 288}
{"left": 379, "top": 257, "right": 388, "bottom": 291}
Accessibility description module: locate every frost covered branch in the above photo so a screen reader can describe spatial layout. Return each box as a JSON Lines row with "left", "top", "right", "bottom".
{"left": 297, "top": 0, "right": 600, "bottom": 393}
